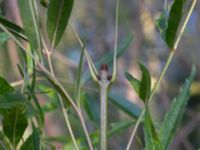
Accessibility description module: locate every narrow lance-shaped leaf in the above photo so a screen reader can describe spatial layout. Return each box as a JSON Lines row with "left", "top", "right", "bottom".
{"left": 18, "top": 0, "right": 42, "bottom": 53}
{"left": 165, "top": 0, "right": 186, "bottom": 48}
{"left": 0, "top": 17, "right": 27, "bottom": 41}
{"left": 109, "top": 93, "right": 141, "bottom": 118}
{"left": 125, "top": 72, "right": 141, "bottom": 94}
{"left": 31, "top": 122, "right": 41, "bottom": 150}
{"left": 144, "top": 105, "right": 163, "bottom": 150}
{"left": 47, "top": 0, "right": 74, "bottom": 48}
{"left": 139, "top": 63, "right": 151, "bottom": 101}
{"left": 159, "top": 66, "right": 196, "bottom": 149}
{"left": 2, "top": 105, "right": 28, "bottom": 147}
{"left": 83, "top": 93, "right": 99, "bottom": 124}
{"left": 75, "top": 47, "right": 85, "bottom": 104}
{"left": 0, "top": 77, "right": 14, "bottom": 95}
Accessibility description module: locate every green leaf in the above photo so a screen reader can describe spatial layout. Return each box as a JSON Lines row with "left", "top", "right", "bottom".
{"left": 75, "top": 47, "right": 85, "bottom": 104}
{"left": 38, "top": 85, "right": 59, "bottom": 112}
{"left": 0, "top": 32, "right": 10, "bottom": 45}
{"left": 125, "top": 72, "right": 141, "bottom": 94}
{"left": 47, "top": 0, "right": 74, "bottom": 48}
{"left": 155, "top": 12, "right": 167, "bottom": 39}
{"left": 138, "top": 63, "right": 151, "bottom": 101}
{"left": 18, "top": 0, "right": 41, "bottom": 51}
{"left": 83, "top": 93, "right": 99, "bottom": 124}
{"left": 109, "top": 120, "right": 135, "bottom": 136}
{"left": 31, "top": 122, "right": 41, "bottom": 150}
{"left": 0, "top": 93, "right": 36, "bottom": 117}
{"left": 165, "top": 0, "right": 186, "bottom": 48}
{"left": 0, "top": 77, "right": 14, "bottom": 95}
{"left": 0, "top": 130, "right": 12, "bottom": 149}
{"left": 2, "top": 105, "right": 28, "bottom": 147}
{"left": 109, "top": 94, "right": 141, "bottom": 118}
{"left": 20, "top": 135, "right": 34, "bottom": 150}
{"left": 144, "top": 105, "right": 163, "bottom": 150}
{"left": 0, "top": 93, "right": 26, "bottom": 109}
{"left": 0, "top": 17, "right": 27, "bottom": 41}
{"left": 27, "top": 87, "right": 44, "bottom": 126}
{"left": 40, "top": 0, "right": 49, "bottom": 7}
{"left": 159, "top": 66, "right": 196, "bottom": 149}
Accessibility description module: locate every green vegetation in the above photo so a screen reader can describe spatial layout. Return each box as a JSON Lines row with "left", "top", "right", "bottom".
{"left": 0, "top": 0, "right": 197, "bottom": 149}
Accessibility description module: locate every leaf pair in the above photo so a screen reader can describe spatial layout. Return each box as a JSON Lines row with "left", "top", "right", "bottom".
{"left": 125, "top": 63, "right": 151, "bottom": 102}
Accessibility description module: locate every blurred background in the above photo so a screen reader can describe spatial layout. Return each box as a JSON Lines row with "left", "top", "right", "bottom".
{"left": 0, "top": 0, "right": 200, "bottom": 149}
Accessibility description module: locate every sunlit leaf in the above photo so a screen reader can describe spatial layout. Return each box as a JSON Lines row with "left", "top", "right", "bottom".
{"left": 159, "top": 66, "right": 196, "bottom": 149}
{"left": 2, "top": 105, "right": 28, "bottom": 146}
{"left": 0, "top": 77, "right": 14, "bottom": 95}
{"left": 47, "top": 0, "right": 74, "bottom": 47}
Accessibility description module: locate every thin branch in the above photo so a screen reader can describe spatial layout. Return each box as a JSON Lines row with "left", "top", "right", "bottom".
{"left": 43, "top": 39, "right": 79, "bottom": 150}
{"left": 111, "top": 0, "right": 119, "bottom": 82}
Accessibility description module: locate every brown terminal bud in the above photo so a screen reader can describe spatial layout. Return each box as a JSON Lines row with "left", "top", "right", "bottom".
{"left": 100, "top": 64, "right": 108, "bottom": 71}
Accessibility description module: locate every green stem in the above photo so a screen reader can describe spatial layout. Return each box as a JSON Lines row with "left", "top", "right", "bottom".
{"left": 46, "top": 52, "right": 79, "bottom": 150}
{"left": 111, "top": 0, "right": 119, "bottom": 82}
{"left": 100, "top": 83, "right": 109, "bottom": 150}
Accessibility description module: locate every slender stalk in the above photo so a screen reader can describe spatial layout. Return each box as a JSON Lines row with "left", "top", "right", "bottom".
{"left": 45, "top": 45, "right": 79, "bottom": 150}
{"left": 99, "top": 83, "right": 109, "bottom": 150}
{"left": 126, "top": 0, "right": 196, "bottom": 149}
{"left": 111, "top": 0, "right": 119, "bottom": 82}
